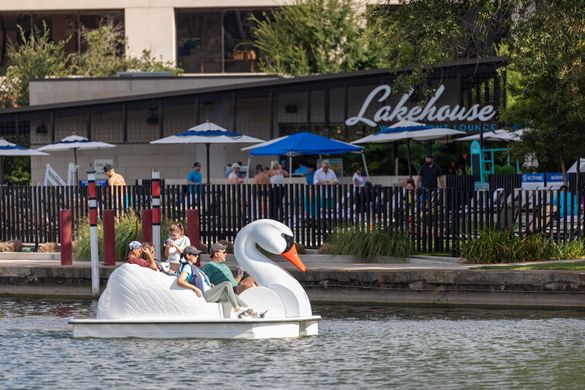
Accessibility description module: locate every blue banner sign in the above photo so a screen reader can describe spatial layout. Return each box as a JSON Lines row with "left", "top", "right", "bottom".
{"left": 79, "top": 180, "right": 108, "bottom": 187}
{"left": 546, "top": 173, "right": 563, "bottom": 183}
{"left": 522, "top": 173, "right": 545, "bottom": 183}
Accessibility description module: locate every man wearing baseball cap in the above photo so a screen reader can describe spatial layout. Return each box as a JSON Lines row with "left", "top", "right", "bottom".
{"left": 126, "top": 241, "right": 157, "bottom": 271}
{"left": 177, "top": 245, "right": 264, "bottom": 318}
{"left": 203, "top": 243, "right": 241, "bottom": 290}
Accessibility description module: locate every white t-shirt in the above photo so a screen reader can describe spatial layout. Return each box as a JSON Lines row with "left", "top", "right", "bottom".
{"left": 352, "top": 172, "right": 368, "bottom": 188}
{"left": 313, "top": 168, "right": 338, "bottom": 185}
{"left": 167, "top": 235, "right": 191, "bottom": 264}
{"left": 270, "top": 172, "right": 285, "bottom": 184}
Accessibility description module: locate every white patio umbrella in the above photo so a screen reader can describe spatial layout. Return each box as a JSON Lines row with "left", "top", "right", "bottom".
{"left": 150, "top": 120, "right": 264, "bottom": 182}
{"left": 37, "top": 135, "right": 116, "bottom": 183}
{"left": 0, "top": 138, "right": 48, "bottom": 184}
{"left": 352, "top": 120, "right": 465, "bottom": 176}
{"left": 455, "top": 128, "right": 524, "bottom": 143}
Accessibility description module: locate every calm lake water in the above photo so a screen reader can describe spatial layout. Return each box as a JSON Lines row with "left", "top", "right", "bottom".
{"left": 1, "top": 298, "right": 585, "bottom": 389}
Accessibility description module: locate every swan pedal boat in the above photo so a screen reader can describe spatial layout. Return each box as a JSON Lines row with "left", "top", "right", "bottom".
{"left": 70, "top": 220, "right": 321, "bottom": 339}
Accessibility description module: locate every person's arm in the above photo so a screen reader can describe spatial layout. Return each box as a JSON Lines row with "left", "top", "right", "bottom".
{"left": 142, "top": 250, "right": 158, "bottom": 271}
{"left": 233, "top": 267, "right": 246, "bottom": 284}
{"left": 177, "top": 271, "right": 203, "bottom": 297}
{"left": 164, "top": 240, "right": 171, "bottom": 258}
{"left": 282, "top": 169, "right": 289, "bottom": 177}
{"left": 352, "top": 174, "right": 360, "bottom": 187}
{"left": 313, "top": 171, "right": 321, "bottom": 185}
{"left": 439, "top": 175, "right": 446, "bottom": 189}
{"left": 415, "top": 175, "right": 422, "bottom": 188}
{"left": 331, "top": 171, "right": 339, "bottom": 184}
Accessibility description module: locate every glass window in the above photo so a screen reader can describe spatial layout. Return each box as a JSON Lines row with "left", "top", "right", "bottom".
{"left": 176, "top": 9, "right": 270, "bottom": 73}
{"left": 176, "top": 11, "right": 222, "bottom": 73}
{"left": 0, "top": 13, "right": 33, "bottom": 70}
{"left": 33, "top": 13, "right": 79, "bottom": 55}
{"left": 0, "top": 11, "right": 124, "bottom": 70}
{"left": 223, "top": 10, "right": 264, "bottom": 73}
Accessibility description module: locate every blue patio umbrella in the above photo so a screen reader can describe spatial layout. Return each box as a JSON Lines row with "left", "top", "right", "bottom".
{"left": 242, "top": 131, "right": 366, "bottom": 181}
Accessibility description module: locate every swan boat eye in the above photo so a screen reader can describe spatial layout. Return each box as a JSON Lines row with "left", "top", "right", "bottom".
{"left": 281, "top": 233, "right": 295, "bottom": 252}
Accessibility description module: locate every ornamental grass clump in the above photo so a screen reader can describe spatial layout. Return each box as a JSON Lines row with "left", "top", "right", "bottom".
{"left": 74, "top": 211, "right": 187, "bottom": 261}
{"left": 326, "top": 226, "right": 412, "bottom": 260}
{"left": 74, "top": 211, "right": 141, "bottom": 261}
{"left": 460, "top": 230, "right": 585, "bottom": 264}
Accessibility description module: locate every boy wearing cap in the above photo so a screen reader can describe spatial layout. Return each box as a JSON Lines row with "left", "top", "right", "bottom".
{"left": 126, "top": 241, "right": 158, "bottom": 271}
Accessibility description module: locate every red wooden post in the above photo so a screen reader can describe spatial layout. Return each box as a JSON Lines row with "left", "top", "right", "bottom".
{"left": 60, "top": 209, "right": 72, "bottom": 266}
{"left": 187, "top": 208, "right": 201, "bottom": 249}
{"left": 103, "top": 210, "right": 116, "bottom": 266}
{"left": 142, "top": 209, "right": 153, "bottom": 243}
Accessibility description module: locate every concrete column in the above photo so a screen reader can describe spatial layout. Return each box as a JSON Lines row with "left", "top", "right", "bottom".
{"left": 125, "top": 7, "right": 176, "bottom": 64}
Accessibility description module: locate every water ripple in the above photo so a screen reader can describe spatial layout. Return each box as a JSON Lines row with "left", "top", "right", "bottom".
{"left": 1, "top": 298, "right": 585, "bottom": 389}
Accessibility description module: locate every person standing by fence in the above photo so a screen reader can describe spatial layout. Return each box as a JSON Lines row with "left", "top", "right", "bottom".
{"left": 313, "top": 159, "right": 338, "bottom": 216}
{"left": 268, "top": 161, "right": 289, "bottom": 220}
{"left": 187, "top": 161, "right": 204, "bottom": 204}
{"left": 104, "top": 163, "right": 127, "bottom": 209}
{"left": 352, "top": 162, "right": 369, "bottom": 213}
{"left": 228, "top": 163, "right": 244, "bottom": 184}
{"left": 253, "top": 164, "right": 270, "bottom": 215}
{"left": 415, "top": 155, "right": 444, "bottom": 189}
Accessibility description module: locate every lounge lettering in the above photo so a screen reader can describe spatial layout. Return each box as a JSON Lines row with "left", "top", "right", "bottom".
{"left": 345, "top": 85, "right": 496, "bottom": 127}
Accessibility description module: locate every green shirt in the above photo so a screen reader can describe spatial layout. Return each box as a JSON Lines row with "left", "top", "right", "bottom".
{"left": 203, "top": 261, "right": 237, "bottom": 288}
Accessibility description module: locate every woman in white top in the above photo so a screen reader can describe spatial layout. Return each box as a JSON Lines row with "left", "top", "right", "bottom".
{"left": 352, "top": 162, "right": 369, "bottom": 189}
{"left": 352, "top": 162, "right": 370, "bottom": 213}
{"left": 267, "top": 160, "right": 289, "bottom": 219}
{"left": 268, "top": 160, "right": 289, "bottom": 184}
{"left": 164, "top": 223, "right": 191, "bottom": 272}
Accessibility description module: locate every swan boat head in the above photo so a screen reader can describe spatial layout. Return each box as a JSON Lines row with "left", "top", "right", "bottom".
{"left": 234, "top": 219, "right": 313, "bottom": 318}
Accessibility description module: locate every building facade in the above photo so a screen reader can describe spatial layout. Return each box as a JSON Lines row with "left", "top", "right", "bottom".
{"left": 0, "top": 58, "right": 506, "bottom": 184}
{"left": 0, "top": 1, "right": 388, "bottom": 74}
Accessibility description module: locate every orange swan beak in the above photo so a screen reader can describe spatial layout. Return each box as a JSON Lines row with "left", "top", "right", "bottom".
{"left": 281, "top": 243, "right": 307, "bottom": 273}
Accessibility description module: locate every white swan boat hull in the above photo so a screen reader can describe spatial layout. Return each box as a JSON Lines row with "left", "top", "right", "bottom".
{"left": 71, "top": 220, "right": 321, "bottom": 339}
{"left": 70, "top": 316, "right": 320, "bottom": 339}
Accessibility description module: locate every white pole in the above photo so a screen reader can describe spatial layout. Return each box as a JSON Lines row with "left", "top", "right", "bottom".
{"left": 151, "top": 169, "right": 162, "bottom": 260}
{"left": 289, "top": 154, "right": 293, "bottom": 183}
{"left": 245, "top": 156, "right": 251, "bottom": 182}
{"left": 361, "top": 152, "right": 370, "bottom": 177}
{"left": 87, "top": 169, "right": 100, "bottom": 296}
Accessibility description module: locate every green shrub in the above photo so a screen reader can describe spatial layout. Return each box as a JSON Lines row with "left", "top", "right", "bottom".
{"left": 74, "top": 211, "right": 141, "bottom": 261}
{"left": 501, "top": 164, "right": 516, "bottom": 174}
{"left": 74, "top": 212, "right": 189, "bottom": 261}
{"left": 325, "top": 226, "right": 412, "bottom": 260}
{"left": 460, "top": 230, "right": 585, "bottom": 263}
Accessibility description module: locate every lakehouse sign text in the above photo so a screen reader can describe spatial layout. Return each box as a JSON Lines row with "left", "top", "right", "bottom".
{"left": 345, "top": 85, "right": 496, "bottom": 127}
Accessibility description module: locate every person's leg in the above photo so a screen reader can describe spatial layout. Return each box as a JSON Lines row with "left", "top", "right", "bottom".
{"left": 203, "top": 281, "right": 248, "bottom": 309}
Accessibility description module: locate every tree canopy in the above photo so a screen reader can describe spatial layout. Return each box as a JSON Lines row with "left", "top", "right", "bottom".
{"left": 1, "top": 21, "right": 181, "bottom": 107}
{"left": 252, "top": 0, "right": 585, "bottom": 173}
{"left": 503, "top": 0, "right": 585, "bottom": 173}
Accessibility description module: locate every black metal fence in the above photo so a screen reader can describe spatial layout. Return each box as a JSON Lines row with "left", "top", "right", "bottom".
{"left": 1, "top": 179, "right": 583, "bottom": 255}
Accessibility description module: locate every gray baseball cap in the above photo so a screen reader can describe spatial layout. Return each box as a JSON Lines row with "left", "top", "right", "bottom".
{"left": 210, "top": 243, "right": 227, "bottom": 256}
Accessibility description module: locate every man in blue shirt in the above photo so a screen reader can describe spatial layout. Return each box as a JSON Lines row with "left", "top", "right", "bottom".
{"left": 187, "top": 162, "right": 203, "bottom": 185}
{"left": 186, "top": 162, "right": 203, "bottom": 202}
